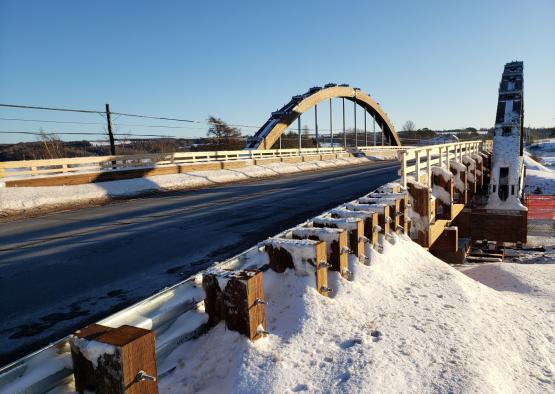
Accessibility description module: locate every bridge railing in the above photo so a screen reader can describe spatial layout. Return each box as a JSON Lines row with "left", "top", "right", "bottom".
{"left": 399, "top": 140, "right": 492, "bottom": 188}
{"left": 0, "top": 146, "right": 402, "bottom": 181}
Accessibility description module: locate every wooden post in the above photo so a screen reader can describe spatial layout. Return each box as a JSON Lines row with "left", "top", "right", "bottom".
{"left": 449, "top": 162, "right": 468, "bottom": 204}
{"left": 265, "top": 239, "right": 330, "bottom": 296}
{"left": 431, "top": 166, "right": 454, "bottom": 220}
{"left": 291, "top": 227, "right": 349, "bottom": 279}
{"left": 330, "top": 208, "right": 380, "bottom": 247}
{"left": 343, "top": 203, "right": 391, "bottom": 235}
{"left": 366, "top": 193, "right": 410, "bottom": 235}
{"left": 463, "top": 156, "right": 477, "bottom": 197}
{"left": 407, "top": 180, "right": 432, "bottom": 247}
{"left": 312, "top": 216, "right": 366, "bottom": 259}
{"left": 223, "top": 270, "right": 266, "bottom": 340}
{"left": 70, "top": 324, "right": 114, "bottom": 393}
{"left": 203, "top": 270, "right": 266, "bottom": 340}
{"left": 70, "top": 325, "right": 158, "bottom": 394}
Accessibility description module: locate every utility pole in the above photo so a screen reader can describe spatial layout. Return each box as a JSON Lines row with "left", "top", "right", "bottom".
{"left": 105, "top": 104, "right": 116, "bottom": 155}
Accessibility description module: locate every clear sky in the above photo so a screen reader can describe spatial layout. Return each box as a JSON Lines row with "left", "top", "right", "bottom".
{"left": 0, "top": 0, "right": 554, "bottom": 143}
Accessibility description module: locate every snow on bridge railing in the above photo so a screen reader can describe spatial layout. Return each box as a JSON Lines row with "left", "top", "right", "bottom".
{"left": 0, "top": 146, "right": 404, "bottom": 181}
{"left": 399, "top": 140, "right": 492, "bottom": 189}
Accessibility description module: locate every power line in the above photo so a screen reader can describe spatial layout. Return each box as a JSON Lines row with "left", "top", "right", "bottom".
{"left": 0, "top": 117, "right": 107, "bottom": 126}
{"left": 0, "top": 130, "right": 175, "bottom": 138}
{"left": 110, "top": 111, "right": 200, "bottom": 124}
{"left": 0, "top": 103, "right": 103, "bottom": 114}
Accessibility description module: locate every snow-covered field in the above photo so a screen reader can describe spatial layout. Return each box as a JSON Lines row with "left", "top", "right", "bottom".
{"left": 0, "top": 157, "right": 384, "bottom": 215}
{"left": 157, "top": 234, "right": 555, "bottom": 394}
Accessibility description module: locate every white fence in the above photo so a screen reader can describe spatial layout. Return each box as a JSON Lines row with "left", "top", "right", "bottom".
{"left": 399, "top": 140, "right": 492, "bottom": 188}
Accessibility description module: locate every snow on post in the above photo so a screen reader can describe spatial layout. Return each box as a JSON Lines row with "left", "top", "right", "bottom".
{"left": 407, "top": 180, "right": 434, "bottom": 248}
{"left": 471, "top": 154, "right": 484, "bottom": 187}
{"left": 431, "top": 166, "right": 454, "bottom": 220}
{"left": 462, "top": 155, "right": 477, "bottom": 195}
{"left": 263, "top": 238, "right": 330, "bottom": 296}
{"left": 343, "top": 202, "right": 392, "bottom": 235}
{"left": 312, "top": 215, "right": 366, "bottom": 258}
{"left": 202, "top": 269, "right": 267, "bottom": 341}
{"left": 366, "top": 192, "right": 410, "bottom": 234}
{"left": 70, "top": 324, "right": 158, "bottom": 394}
{"left": 328, "top": 207, "right": 380, "bottom": 248}
{"left": 290, "top": 226, "right": 350, "bottom": 279}
{"left": 449, "top": 161, "right": 468, "bottom": 204}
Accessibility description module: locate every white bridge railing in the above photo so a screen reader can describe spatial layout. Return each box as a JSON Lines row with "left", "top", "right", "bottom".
{"left": 399, "top": 140, "right": 492, "bottom": 188}
{"left": 0, "top": 146, "right": 404, "bottom": 180}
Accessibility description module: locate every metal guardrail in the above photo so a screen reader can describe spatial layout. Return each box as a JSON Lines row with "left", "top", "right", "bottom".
{"left": 0, "top": 146, "right": 403, "bottom": 180}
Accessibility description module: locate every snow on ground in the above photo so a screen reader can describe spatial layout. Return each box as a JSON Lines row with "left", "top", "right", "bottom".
{"left": 527, "top": 139, "right": 555, "bottom": 170}
{"left": 523, "top": 153, "right": 555, "bottom": 195}
{"left": 157, "top": 235, "right": 555, "bottom": 394}
{"left": 0, "top": 157, "right": 379, "bottom": 214}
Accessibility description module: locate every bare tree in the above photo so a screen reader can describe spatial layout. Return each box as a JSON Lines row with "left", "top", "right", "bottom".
{"left": 37, "top": 130, "right": 66, "bottom": 159}
{"left": 206, "top": 116, "right": 244, "bottom": 150}
{"left": 402, "top": 120, "right": 416, "bottom": 132}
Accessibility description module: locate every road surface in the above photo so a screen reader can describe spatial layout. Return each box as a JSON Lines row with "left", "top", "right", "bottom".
{"left": 0, "top": 160, "right": 398, "bottom": 365}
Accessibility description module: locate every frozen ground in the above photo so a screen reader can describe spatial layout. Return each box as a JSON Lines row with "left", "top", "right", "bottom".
{"left": 0, "top": 157, "right": 383, "bottom": 215}
{"left": 154, "top": 235, "right": 554, "bottom": 394}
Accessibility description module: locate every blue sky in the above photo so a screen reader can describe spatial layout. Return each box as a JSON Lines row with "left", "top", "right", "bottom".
{"left": 0, "top": 0, "right": 553, "bottom": 143}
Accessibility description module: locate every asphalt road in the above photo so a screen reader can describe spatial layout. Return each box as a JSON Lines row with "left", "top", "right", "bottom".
{"left": 0, "top": 160, "right": 398, "bottom": 365}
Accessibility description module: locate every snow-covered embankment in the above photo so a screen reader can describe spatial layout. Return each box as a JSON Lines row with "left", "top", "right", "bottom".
{"left": 159, "top": 234, "right": 555, "bottom": 393}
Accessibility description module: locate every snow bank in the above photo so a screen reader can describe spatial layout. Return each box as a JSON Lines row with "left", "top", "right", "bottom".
{"left": 0, "top": 157, "right": 374, "bottom": 214}
{"left": 524, "top": 153, "right": 555, "bottom": 195}
{"left": 158, "top": 235, "right": 555, "bottom": 393}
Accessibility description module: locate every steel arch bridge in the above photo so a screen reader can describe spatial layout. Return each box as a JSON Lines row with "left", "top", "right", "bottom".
{"left": 245, "top": 84, "right": 401, "bottom": 150}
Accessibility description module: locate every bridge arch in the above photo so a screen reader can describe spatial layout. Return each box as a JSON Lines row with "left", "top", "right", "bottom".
{"left": 245, "top": 84, "right": 401, "bottom": 150}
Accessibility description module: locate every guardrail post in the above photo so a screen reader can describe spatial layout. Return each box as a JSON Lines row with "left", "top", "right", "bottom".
{"left": 264, "top": 239, "right": 330, "bottom": 296}
{"left": 330, "top": 207, "right": 381, "bottom": 247}
{"left": 203, "top": 269, "right": 266, "bottom": 340}
{"left": 70, "top": 324, "right": 158, "bottom": 394}
{"left": 313, "top": 216, "right": 365, "bottom": 259}
{"left": 291, "top": 227, "right": 350, "bottom": 279}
